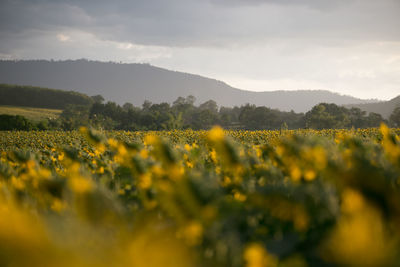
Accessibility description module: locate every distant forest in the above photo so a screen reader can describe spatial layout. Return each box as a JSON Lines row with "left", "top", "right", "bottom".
{"left": 0, "top": 84, "right": 399, "bottom": 131}
{"left": 0, "top": 84, "right": 93, "bottom": 109}
{"left": 71, "top": 96, "right": 391, "bottom": 131}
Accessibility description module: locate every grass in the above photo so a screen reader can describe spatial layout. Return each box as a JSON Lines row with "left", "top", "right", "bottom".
{"left": 0, "top": 105, "right": 62, "bottom": 121}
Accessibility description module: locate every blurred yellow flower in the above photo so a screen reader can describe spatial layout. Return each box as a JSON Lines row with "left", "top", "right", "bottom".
{"left": 244, "top": 243, "right": 277, "bottom": 267}
{"left": 138, "top": 173, "right": 152, "bottom": 189}
{"left": 68, "top": 176, "right": 93, "bottom": 193}
{"left": 208, "top": 126, "right": 225, "bottom": 142}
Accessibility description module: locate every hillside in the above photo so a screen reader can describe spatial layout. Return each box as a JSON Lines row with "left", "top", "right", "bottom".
{"left": 0, "top": 105, "right": 61, "bottom": 121}
{"left": 0, "top": 60, "right": 377, "bottom": 113}
{"left": 346, "top": 95, "right": 400, "bottom": 119}
{"left": 0, "top": 84, "right": 93, "bottom": 109}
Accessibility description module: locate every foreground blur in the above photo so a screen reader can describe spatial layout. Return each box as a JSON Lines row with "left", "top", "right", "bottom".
{"left": 1, "top": 126, "right": 400, "bottom": 266}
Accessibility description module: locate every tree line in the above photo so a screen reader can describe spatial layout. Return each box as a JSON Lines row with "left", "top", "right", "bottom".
{"left": 58, "top": 95, "right": 398, "bottom": 131}
{"left": 1, "top": 94, "right": 399, "bottom": 131}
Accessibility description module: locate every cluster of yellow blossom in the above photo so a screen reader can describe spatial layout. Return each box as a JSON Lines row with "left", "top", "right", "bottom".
{"left": 0, "top": 125, "right": 399, "bottom": 266}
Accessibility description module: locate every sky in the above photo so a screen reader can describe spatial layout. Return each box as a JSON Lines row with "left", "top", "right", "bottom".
{"left": 0, "top": 0, "right": 399, "bottom": 100}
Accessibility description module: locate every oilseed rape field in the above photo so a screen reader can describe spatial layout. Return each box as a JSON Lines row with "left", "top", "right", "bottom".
{"left": 1, "top": 126, "right": 400, "bottom": 266}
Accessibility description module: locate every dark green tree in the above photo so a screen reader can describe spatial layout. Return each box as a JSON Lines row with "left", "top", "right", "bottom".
{"left": 390, "top": 106, "right": 400, "bottom": 127}
{"left": 305, "top": 103, "right": 350, "bottom": 129}
{"left": 0, "top": 114, "right": 35, "bottom": 130}
{"left": 122, "top": 102, "right": 134, "bottom": 111}
{"left": 366, "top": 112, "right": 385, "bottom": 127}
{"left": 60, "top": 105, "right": 91, "bottom": 130}
{"left": 348, "top": 107, "right": 367, "bottom": 128}
{"left": 91, "top": 95, "right": 105, "bottom": 104}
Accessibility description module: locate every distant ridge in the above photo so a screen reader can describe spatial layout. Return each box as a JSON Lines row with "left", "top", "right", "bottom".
{"left": 346, "top": 95, "right": 400, "bottom": 119}
{"left": 0, "top": 59, "right": 378, "bottom": 113}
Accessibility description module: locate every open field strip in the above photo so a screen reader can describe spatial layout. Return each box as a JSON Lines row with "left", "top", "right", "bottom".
{"left": 0, "top": 105, "right": 62, "bottom": 121}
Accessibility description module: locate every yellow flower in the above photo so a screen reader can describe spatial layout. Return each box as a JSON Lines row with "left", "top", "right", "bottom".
{"left": 208, "top": 126, "right": 225, "bottom": 142}
{"left": 233, "top": 191, "right": 247, "bottom": 202}
{"left": 26, "top": 159, "right": 36, "bottom": 170}
{"left": 304, "top": 169, "right": 316, "bottom": 181}
{"left": 380, "top": 123, "right": 390, "bottom": 137}
{"left": 184, "top": 144, "right": 191, "bottom": 152}
{"left": 126, "top": 224, "right": 193, "bottom": 267}
{"left": 51, "top": 198, "right": 66, "bottom": 213}
{"left": 37, "top": 168, "right": 51, "bottom": 179}
{"left": 168, "top": 164, "right": 184, "bottom": 180}
{"left": 138, "top": 174, "right": 152, "bottom": 189}
{"left": 144, "top": 134, "right": 158, "bottom": 146}
{"left": 68, "top": 176, "right": 93, "bottom": 193}
{"left": 118, "top": 188, "right": 125, "bottom": 195}
{"left": 341, "top": 189, "right": 364, "bottom": 213}
{"left": 118, "top": 144, "right": 127, "bottom": 156}
{"left": 322, "top": 189, "right": 395, "bottom": 266}
{"left": 79, "top": 126, "right": 88, "bottom": 135}
{"left": 95, "top": 143, "right": 106, "bottom": 155}
{"left": 290, "top": 166, "right": 302, "bottom": 182}
{"left": 244, "top": 243, "right": 278, "bottom": 267}
{"left": 108, "top": 138, "right": 119, "bottom": 148}
{"left": 139, "top": 149, "right": 148, "bottom": 159}
{"left": 181, "top": 221, "right": 203, "bottom": 246}
{"left": 210, "top": 149, "right": 218, "bottom": 163}
{"left": 215, "top": 166, "right": 221, "bottom": 174}
{"left": 98, "top": 166, "right": 105, "bottom": 174}
{"left": 11, "top": 176, "right": 25, "bottom": 190}
{"left": 185, "top": 161, "right": 194, "bottom": 168}
{"left": 57, "top": 153, "right": 64, "bottom": 161}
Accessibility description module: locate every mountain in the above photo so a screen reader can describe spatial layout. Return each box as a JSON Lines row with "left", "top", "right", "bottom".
{"left": 346, "top": 95, "right": 400, "bottom": 119}
{"left": 0, "top": 59, "right": 377, "bottom": 113}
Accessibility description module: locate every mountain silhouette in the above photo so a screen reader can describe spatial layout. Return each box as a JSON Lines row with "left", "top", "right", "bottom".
{"left": 0, "top": 59, "right": 378, "bottom": 112}
{"left": 346, "top": 95, "right": 400, "bottom": 119}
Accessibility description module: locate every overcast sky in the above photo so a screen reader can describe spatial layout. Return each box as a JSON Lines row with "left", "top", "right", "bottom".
{"left": 0, "top": 0, "right": 399, "bottom": 100}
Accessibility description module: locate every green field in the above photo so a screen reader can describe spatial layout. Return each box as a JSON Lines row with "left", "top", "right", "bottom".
{"left": 0, "top": 105, "right": 62, "bottom": 121}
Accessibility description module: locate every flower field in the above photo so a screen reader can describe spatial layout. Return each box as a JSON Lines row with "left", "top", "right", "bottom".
{"left": 1, "top": 126, "right": 400, "bottom": 266}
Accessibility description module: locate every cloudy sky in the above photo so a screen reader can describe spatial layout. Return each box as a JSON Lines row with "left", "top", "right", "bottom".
{"left": 0, "top": 0, "right": 399, "bottom": 100}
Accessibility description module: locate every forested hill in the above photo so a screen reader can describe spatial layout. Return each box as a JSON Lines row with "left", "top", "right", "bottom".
{"left": 346, "top": 95, "right": 400, "bottom": 119}
{"left": 0, "top": 84, "right": 93, "bottom": 109}
{"left": 0, "top": 60, "right": 377, "bottom": 113}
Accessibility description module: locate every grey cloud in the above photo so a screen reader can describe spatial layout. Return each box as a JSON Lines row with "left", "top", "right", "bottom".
{"left": 207, "top": 0, "right": 351, "bottom": 10}
{"left": 1, "top": 0, "right": 400, "bottom": 48}
{"left": 0, "top": 0, "right": 399, "bottom": 100}
{"left": 0, "top": 1, "right": 91, "bottom": 32}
